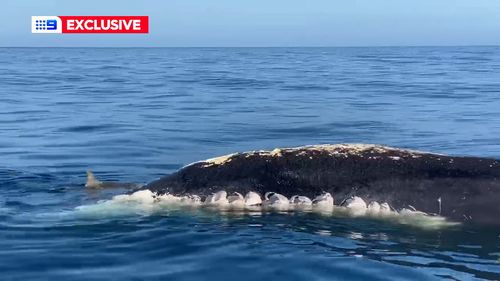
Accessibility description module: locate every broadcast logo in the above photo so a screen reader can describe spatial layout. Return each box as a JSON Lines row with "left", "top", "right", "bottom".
{"left": 31, "top": 16, "right": 149, "bottom": 34}
{"left": 32, "top": 16, "right": 62, "bottom": 33}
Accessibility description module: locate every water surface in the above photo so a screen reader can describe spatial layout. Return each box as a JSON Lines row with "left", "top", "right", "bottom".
{"left": 1, "top": 47, "right": 500, "bottom": 280}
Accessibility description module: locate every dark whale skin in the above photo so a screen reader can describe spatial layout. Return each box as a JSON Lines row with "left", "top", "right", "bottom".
{"left": 144, "top": 144, "right": 500, "bottom": 227}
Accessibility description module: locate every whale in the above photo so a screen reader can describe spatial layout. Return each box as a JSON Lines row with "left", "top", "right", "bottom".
{"left": 139, "top": 144, "right": 500, "bottom": 227}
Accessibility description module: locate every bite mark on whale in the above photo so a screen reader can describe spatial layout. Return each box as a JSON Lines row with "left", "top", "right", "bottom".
{"left": 75, "top": 189, "right": 459, "bottom": 230}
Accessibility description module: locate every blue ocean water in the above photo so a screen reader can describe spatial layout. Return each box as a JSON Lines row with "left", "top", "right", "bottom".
{"left": 1, "top": 47, "right": 500, "bottom": 280}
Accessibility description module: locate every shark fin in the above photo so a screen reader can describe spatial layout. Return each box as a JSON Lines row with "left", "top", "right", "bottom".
{"left": 85, "top": 170, "right": 102, "bottom": 188}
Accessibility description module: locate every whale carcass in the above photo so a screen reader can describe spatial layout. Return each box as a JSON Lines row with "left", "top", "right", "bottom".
{"left": 142, "top": 144, "right": 500, "bottom": 226}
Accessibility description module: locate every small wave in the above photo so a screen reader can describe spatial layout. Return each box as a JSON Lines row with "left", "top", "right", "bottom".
{"left": 75, "top": 190, "right": 459, "bottom": 230}
{"left": 57, "top": 124, "right": 117, "bottom": 133}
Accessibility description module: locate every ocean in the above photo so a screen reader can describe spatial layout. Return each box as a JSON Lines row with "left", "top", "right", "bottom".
{"left": 0, "top": 47, "right": 499, "bottom": 280}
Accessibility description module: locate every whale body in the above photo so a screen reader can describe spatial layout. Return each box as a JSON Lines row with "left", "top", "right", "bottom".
{"left": 143, "top": 144, "right": 500, "bottom": 227}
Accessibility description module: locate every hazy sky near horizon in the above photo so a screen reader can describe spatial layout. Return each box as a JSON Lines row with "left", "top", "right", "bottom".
{"left": 1, "top": 0, "right": 499, "bottom": 47}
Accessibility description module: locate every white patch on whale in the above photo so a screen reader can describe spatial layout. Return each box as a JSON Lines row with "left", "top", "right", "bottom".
{"left": 290, "top": 195, "right": 312, "bottom": 206}
{"left": 379, "top": 202, "right": 392, "bottom": 215}
{"left": 227, "top": 192, "right": 245, "bottom": 208}
{"left": 263, "top": 192, "right": 289, "bottom": 210}
{"left": 367, "top": 201, "right": 381, "bottom": 214}
{"left": 187, "top": 144, "right": 443, "bottom": 168}
{"left": 181, "top": 195, "right": 202, "bottom": 205}
{"left": 74, "top": 189, "right": 459, "bottom": 230}
{"left": 244, "top": 191, "right": 262, "bottom": 206}
{"left": 204, "top": 190, "right": 229, "bottom": 206}
{"left": 198, "top": 153, "right": 238, "bottom": 168}
{"left": 312, "top": 193, "right": 334, "bottom": 211}
{"left": 343, "top": 196, "right": 367, "bottom": 216}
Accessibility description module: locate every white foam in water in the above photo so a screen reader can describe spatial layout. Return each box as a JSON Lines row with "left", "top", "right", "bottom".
{"left": 74, "top": 189, "right": 459, "bottom": 229}
{"left": 75, "top": 190, "right": 157, "bottom": 218}
{"left": 113, "top": 189, "right": 156, "bottom": 204}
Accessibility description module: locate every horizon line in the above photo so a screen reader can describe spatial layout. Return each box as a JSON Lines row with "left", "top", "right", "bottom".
{"left": 1, "top": 44, "right": 500, "bottom": 48}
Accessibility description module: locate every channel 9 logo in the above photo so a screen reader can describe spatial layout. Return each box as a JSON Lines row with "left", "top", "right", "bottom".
{"left": 31, "top": 16, "right": 62, "bottom": 33}
{"left": 31, "top": 16, "right": 148, "bottom": 34}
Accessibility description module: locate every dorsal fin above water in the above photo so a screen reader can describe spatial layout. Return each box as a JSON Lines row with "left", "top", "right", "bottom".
{"left": 85, "top": 170, "right": 102, "bottom": 188}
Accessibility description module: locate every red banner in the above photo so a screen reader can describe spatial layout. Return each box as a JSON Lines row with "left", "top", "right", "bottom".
{"left": 59, "top": 16, "right": 148, "bottom": 33}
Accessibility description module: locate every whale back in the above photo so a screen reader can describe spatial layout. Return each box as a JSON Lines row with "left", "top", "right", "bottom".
{"left": 145, "top": 144, "right": 500, "bottom": 226}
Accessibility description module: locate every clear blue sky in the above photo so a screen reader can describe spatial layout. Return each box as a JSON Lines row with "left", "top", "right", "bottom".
{"left": 1, "top": 0, "right": 499, "bottom": 47}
